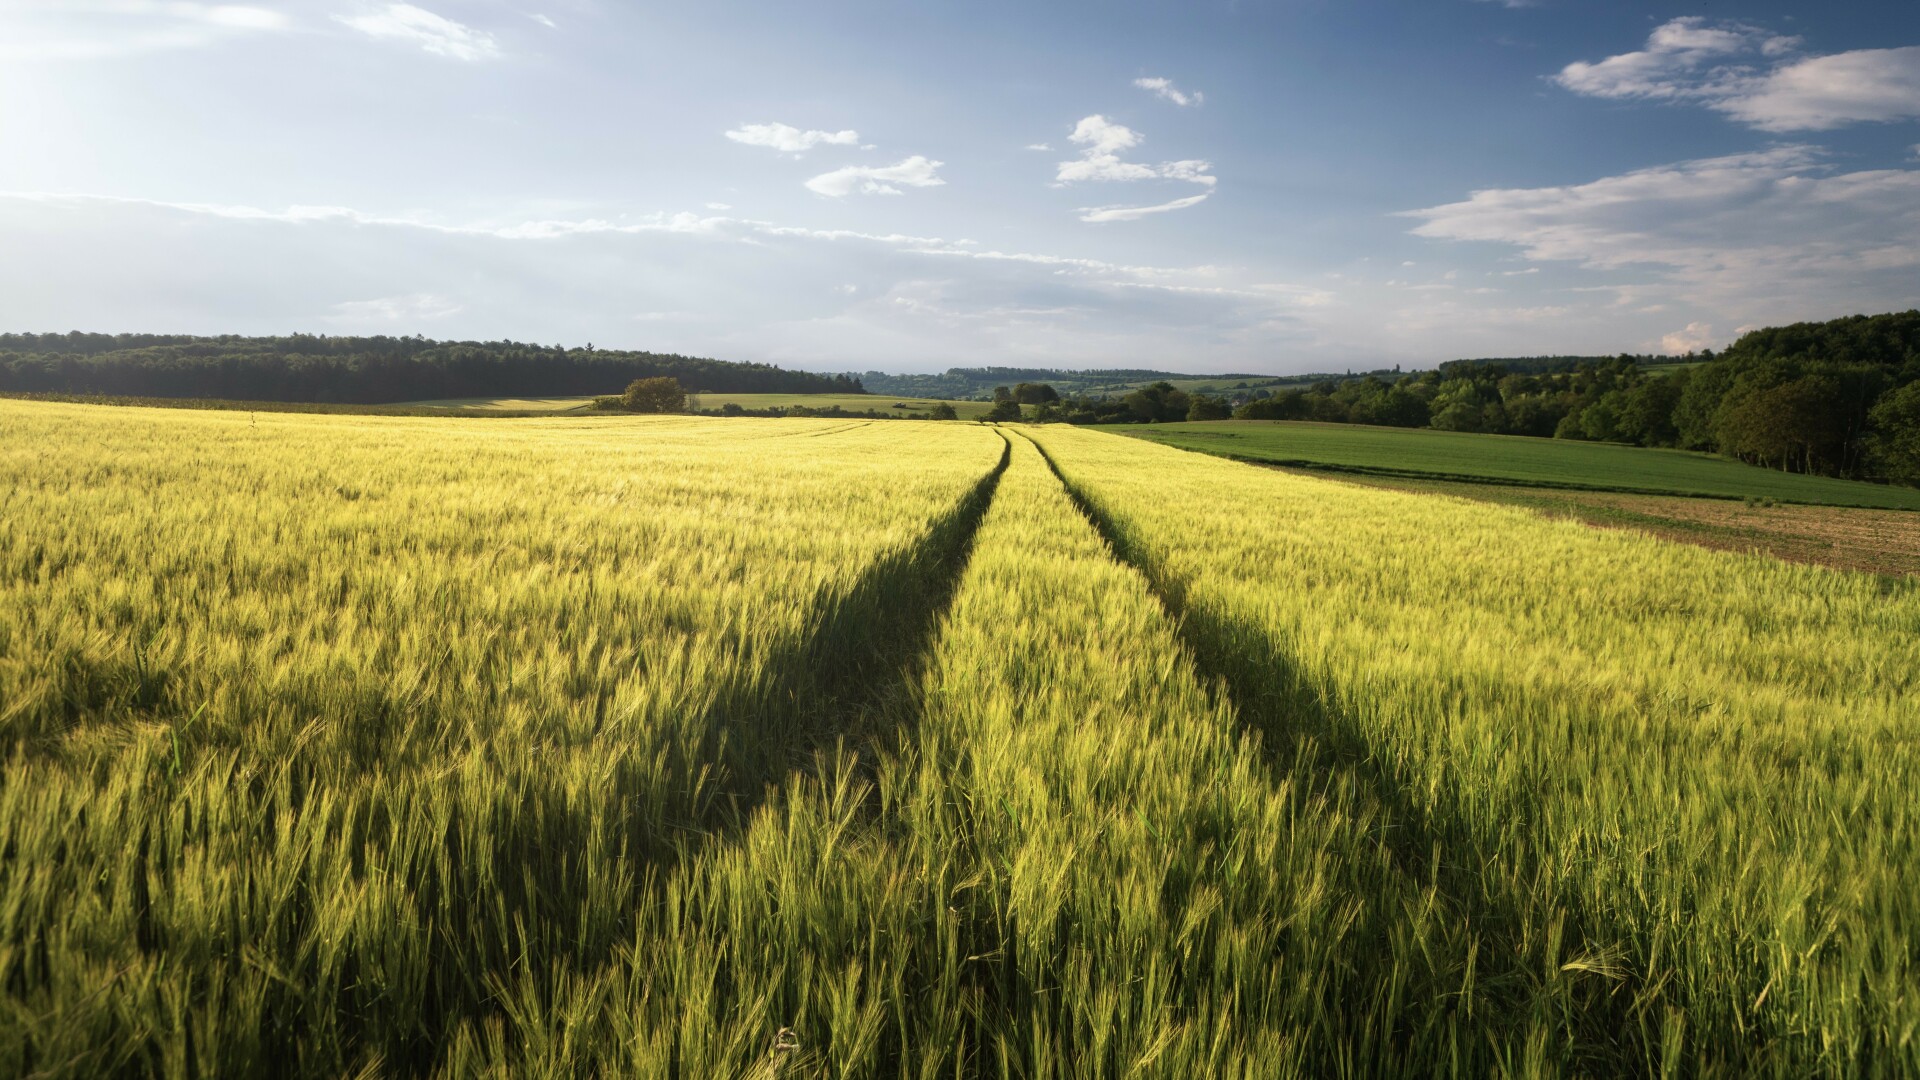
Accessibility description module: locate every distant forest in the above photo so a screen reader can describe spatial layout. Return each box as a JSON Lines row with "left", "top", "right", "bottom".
{"left": 858, "top": 358, "right": 1650, "bottom": 399}
{"left": 0, "top": 333, "right": 861, "bottom": 402}
{"left": 1060, "top": 312, "right": 1919, "bottom": 485}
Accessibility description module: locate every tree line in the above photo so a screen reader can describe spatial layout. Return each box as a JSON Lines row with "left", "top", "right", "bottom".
{"left": 0, "top": 333, "right": 861, "bottom": 403}
{"left": 1041, "top": 312, "right": 1920, "bottom": 486}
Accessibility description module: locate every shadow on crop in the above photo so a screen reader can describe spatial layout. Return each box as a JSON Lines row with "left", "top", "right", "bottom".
{"left": 689, "top": 431, "right": 1011, "bottom": 829}
{"left": 1019, "top": 431, "right": 1665, "bottom": 1077}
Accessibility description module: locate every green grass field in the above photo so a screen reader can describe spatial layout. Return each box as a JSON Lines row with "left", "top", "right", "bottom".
{"left": 1126, "top": 419, "right": 1920, "bottom": 509}
{"left": 4, "top": 399, "right": 1917, "bottom": 1075}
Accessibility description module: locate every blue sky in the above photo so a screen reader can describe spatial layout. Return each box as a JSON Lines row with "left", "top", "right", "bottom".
{"left": 2, "top": 1, "right": 1917, "bottom": 374}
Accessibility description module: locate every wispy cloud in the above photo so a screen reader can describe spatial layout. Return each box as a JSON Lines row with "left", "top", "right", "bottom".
{"left": 805, "top": 156, "right": 946, "bottom": 197}
{"left": 724, "top": 122, "right": 861, "bottom": 154}
{"left": 1078, "top": 193, "right": 1212, "bottom": 223}
{"left": 1555, "top": 17, "right": 1799, "bottom": 101}
{"left": 336, "top": 4, "right": 501, "bottom": 61}
{"left": 1556, "top": 18, "right": 1920, "bottom": 131}
{"left": 1134, "top": 76, "right": 1203, "bottom": 106}
{"left": 0, "top": 189, "right": 1296, "bottom": 369}
{"left": 526, "top": 13, "right": 556, "bottom": 29}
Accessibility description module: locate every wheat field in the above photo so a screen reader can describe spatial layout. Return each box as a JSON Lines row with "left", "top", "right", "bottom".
{"left": 1, "top": 400, "right": 1914, "bottom": 1077}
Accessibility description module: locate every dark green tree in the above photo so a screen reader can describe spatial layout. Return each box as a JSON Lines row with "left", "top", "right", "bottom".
{"left": 1122, "top": 382, "right": 1190, "bottom": 423}
{"left": 1867, "top": 381, "right": 1920, "bottom": 483}
{"left": 620, "top": 376, "right": 686, "bottom": 413}
{"left": 1186, "top": 394, "right": 1232, "bottom": 421}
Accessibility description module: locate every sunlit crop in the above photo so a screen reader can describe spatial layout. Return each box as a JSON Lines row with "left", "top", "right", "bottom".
{"left": 1029, "top": 422, "right": 1920, "bottom": 1077}
{"left": 1, "top": 400, "right": 1913, "bottom": 1077}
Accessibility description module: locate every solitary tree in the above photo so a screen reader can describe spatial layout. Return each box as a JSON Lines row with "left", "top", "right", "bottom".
{"left": 621, "top": 376, "right": 686, "bottom": 413}
{"left": 983, "top": 399, "right": 1023, "bottom": 422}
{"left": 927, "top": 402, "right": 959, "bottom": 420}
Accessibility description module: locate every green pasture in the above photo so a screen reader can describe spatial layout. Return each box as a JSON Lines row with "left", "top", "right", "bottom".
{"left": 1124, "top": 420, "right": 1920, "bottom": 510}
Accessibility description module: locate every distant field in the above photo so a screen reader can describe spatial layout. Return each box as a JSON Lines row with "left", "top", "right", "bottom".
{"left": 404, "top": 396, "right": 598, "bottom": 411}
{"left": 1075, "top": 374, "right": 1308, "bottom": 397}
{"left": 692, "top": 392, "right": 998, "bottom": 418}
{"left": 1125, "top": 420, "right": 1920, "bottom": 510}
{"left": 407, "top": 392, "right": 999, "bottom": 419}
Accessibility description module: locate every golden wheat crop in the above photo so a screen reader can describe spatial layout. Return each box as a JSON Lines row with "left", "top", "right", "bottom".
{"left": 1029, "top": 422, "right": 1920, "bottom": 1076}
{"left": 0, "top": 401, "right": 1001, "bottom": 1076}
{"left": 1, "top": 399, "right": 1914, "bottom": 1077}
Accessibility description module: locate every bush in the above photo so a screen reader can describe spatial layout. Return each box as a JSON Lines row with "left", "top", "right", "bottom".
{"left": 927, "top": 402, "right": 959, "bottom": 421}
{"left": 983, "top": 400, "right": 1024, "bottom": 422}
{"left": 621, "top": 377, "right": 686, "bottom": 413}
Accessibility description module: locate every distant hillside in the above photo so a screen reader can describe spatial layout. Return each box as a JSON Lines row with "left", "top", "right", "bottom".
{"left": 0, "top": 333, "right": 861, "bottom": 404}
{"left": 860, "top": 360, "right": 1684, "bottom": 400}
{"left": 1439, "top": 354, "right": 1675, "bottom": 376}
{"left": 859, "top": 366, "right": 1297, "bottom": 399}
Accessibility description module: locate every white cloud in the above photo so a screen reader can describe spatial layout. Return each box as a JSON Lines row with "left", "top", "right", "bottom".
{"left": 1025, "top": 143, "right": 1053, "bottom": 151}
{"left": 1717, "top": 48, "right": 1920, "bottom": 131}
{"left": 330, "top": 293, "right": 463, "bottom": 322}
{"left": 0, "top": 2, "right": 291, "bottom": 60}
{"left": 704, "top": 202, "right": 732, "bottom": 210}
{"left": 1134, "top": 76, "right": 1204, "bottom": 106}
{"left": 1555, "top": 18, "right": 1792, "bottom": 100}
{"left": 336, "top": 4, "right": 500, "bottom": 61}
{"left": 1556, "top": 19, "right": 1920, "bottom": 131}
{"left": 1158, "top": 159, "right": 1218, "bottom": 188}
{"left": 1051, "top": 115, "right": 1217, "bottom": 220}
{"left": 724, "top": 122, "right": 861, "bottom": 154}
{"left": 527, "top": 13, "right": 556, "bottom": 29}
{"left": 804, "top": 156, "right": 945, "bottom": 197}
{"left": 1403, "top": 146, "right": 1920, "bottom": 327}
{"left": 1659, "top": 321, "right": 1715, "bottom": 354}
{"left": 1065, "top": 114, "right": 1142, "bottom": 158}
{"left": 1054, "top": 116, "right": 1216, "bottom": 186}
{"left": 1078, "top": 193, "right": 1212, "bottom": 223}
